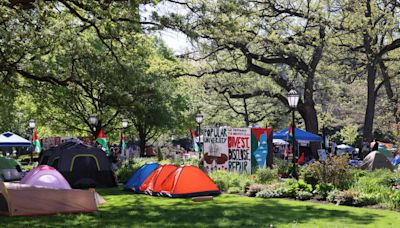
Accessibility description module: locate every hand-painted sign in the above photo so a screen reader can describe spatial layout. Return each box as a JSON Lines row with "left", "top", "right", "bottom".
{"left": 227, "top": 128, "right": 251, "bottom": 174}
{"left": 251, "top": 128, "right": 273, "bottom": 171}
{"left": 203, "top": 127, "right": 229, "bottom": 172}
{"left": 204, "top": 127, "right": 273, "bottom": 174}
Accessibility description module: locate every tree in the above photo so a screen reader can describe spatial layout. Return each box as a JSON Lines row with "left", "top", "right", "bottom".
{"left": 158, "top": 0, "right": 337, "bottom": 137}
{"left": 203, "top": 72, "right": 288, "bottom": 128}
{"left": 339, "top": 124, "right": 359, "bottom": 145}
{"left": 331, "top": 0, "right": 400, "bottom": 142}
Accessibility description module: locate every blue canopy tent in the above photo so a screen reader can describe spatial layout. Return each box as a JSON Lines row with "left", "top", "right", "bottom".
{"left": 273, "top": 128, "right": 321, "bottom": 142}
{"left": 0, "top": 132, "right": 31, "bottom": 147}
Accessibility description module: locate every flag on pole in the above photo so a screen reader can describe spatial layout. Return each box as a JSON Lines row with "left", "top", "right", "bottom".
{"left": 297, "top": 152, "right": 304, "bottom": 165}
{"left": 120, "top": 132, "right": 127, "bottom": 157}
{"left": 96, "top": 129, "right": 111, "bottom": 156}
{"left": 32, "top": 130, "right": 42, "bottom": 155}
{"left": 190, "top": 130, "right": 201, "bottom": 153}
{"left": 289, "top": 123, "right": 294, "bottom": 140}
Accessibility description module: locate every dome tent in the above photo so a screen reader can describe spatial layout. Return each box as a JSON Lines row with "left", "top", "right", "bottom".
{"left": 159, "top": 165, "right": 220, "bottom": 198}
{"left": 21, "top": 165, "right": 71, "bottom": 189}
{"left": 360, "top": 151, "right": 394, "bottom": 171}
{"left": 140, "top": 164, "right": 178, "bottom": 195}
{"left": 124, "top": 163, "right": 159, "bottom": 191}
{"left": 42, "top": 142, "right": 117, "bottom": 188}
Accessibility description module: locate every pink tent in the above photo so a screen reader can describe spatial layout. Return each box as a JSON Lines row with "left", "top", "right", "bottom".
{"left": 21, "top": 165, "right": 71, "bottom": 189}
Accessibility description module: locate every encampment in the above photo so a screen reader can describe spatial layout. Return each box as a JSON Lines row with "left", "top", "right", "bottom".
{"left": 124, "top": 163, "right": 159, "bottom": 191}
{"left": 360, "top": 151, "right": 394, "bottom": 171}
{"left": 20, "top": 165, "right": 71, "bottom": 189}
{"left": 0, "top": 157, "right": 22, "bottom": 181}
{"left": 0, "top": 181, "right": 98, "bottom": 216}
{"left": 40, "top": 142, "right": 117, "bottom": 188}
{"left": 159, "top": 165, "right": 220, "bottom": 198}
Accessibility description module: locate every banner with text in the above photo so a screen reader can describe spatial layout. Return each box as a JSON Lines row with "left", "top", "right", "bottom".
{"left": 227, "top": 128, "right": 251, "bottom": 174}
{"left": 203, "top": 127, "right": 229, "bottom": 172}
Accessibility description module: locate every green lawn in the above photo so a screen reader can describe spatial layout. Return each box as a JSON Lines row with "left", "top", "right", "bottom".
{"left": 1, "top": 187, "right": 399, "bottom": 227}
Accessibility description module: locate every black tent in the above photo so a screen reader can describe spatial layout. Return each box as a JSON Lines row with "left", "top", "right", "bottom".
{"left": 40, "top": 142, "right": 117, "bottom": 188}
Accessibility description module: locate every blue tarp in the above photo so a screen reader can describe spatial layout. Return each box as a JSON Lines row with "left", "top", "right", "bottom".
{"left": 124, "top": 163, "right": 159, "bottom": 191}
{"left": 273, "top": 128, "right": 321, "bottom": 142}
{"left": 390, "top": 155, "right": 400, "bottom": 166}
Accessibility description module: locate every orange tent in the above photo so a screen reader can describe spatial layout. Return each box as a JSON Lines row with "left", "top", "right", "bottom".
{"left": 159, "top": 165, "right": 220, "bottom": 198}
{"left": 138, "top": 167, "right": 159, "bottom": 192}
{"left": 142, "top": 164, "right": 178, "bottom": 195}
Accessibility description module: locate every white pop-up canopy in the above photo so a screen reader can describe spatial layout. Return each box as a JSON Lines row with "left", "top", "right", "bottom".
{"left": 0, "top": 132, "right": 32, "bottom": 147}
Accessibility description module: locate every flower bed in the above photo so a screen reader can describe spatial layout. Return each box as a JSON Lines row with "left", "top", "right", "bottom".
{"left": 208, "top": 156, "right": 400, "bottom": 210}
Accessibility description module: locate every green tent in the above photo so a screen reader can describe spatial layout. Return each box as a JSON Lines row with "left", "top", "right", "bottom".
{"left": 0, "top": 156, "right": 22, "bottom": 181}
{"left": 0, "top": 156, "right": 20, "bottom": 169}
{"left": 378, "top": 147, "right": 394, "bottom": 158}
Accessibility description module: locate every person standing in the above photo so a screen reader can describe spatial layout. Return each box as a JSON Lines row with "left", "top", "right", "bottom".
{"left": 331, "top": 142, "right": 337, "bottom": 156}
{"left": 371, "top": 139, "right": 379, "bottom": 151}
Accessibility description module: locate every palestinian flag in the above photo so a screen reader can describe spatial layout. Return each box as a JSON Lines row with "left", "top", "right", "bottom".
{"left": 120, "top": 132, "right": 127, "bottom": 157}
{"left": 32, "top": 130, "right": 42, "bottom": 155}
{"left": 191, "top": 129, "right": 201, "bottom": 153}
{"left": 96, "top": 129, "right": 111, "bottom": 156}
{"left": 297, "top": 152, "right": 305, "bottom": 165}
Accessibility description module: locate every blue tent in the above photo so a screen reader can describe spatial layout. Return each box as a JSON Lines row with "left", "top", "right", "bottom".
{"left": 273, "top": 128, "right": 321, "bottom": 142}
{"left": 124, "top": 163, "right": 159, "bottom": 191}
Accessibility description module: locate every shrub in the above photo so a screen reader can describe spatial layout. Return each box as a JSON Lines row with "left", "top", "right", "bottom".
{"left": 332, "top": 190, "right": 358, "bottom": 206}
{"left": 327, "top": 189, "right": 339, "bottom": 203}
{"left": 350, "top": 169, "right": 394, "bottom": 204}
{"left": 256, "top": 189, "right": 282, "bottom": 198}
{"left": 386, "top": 190, "right": 400, "bottom": 209}
{"left": 247, "top": 184, "right": 269, "bottom": 197}
{"left": 209, "top": 170, "right": 254, "bottom": 193}
{"left": 277, "top": 164, "right": 290, "bottom": 177}
{"left": 354, "top": 193, "right": 379, "bottom": 206}
{"left": 255, "top": 168, "right": 278, "bottom": 184}
{"left": 228, "top": 187, "right": 242, "bottom": 194}
{"left": 301, "top": 155, "right": 353, "bottom": 189}
{"left": 296, "top": 191, "right": 313, "bottom": 200}
{"left": 314, "top": 183, "right": 334, "bottom": 200}
{"left": 115, "top": 158, "right": 153, "bottom": 183}
{"left": 274, "top": 179, "right": 312, "bottom": 198}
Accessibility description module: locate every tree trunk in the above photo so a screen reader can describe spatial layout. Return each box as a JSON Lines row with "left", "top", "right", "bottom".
{"left": 362, "top": 0, "right": 376, "bottom": 143}
{"left": 243, "top": 98, "right": 250, "bottom": 127}
{"left": 297, "top": 75, "right": 319, "bottom": 158}
{"left": 139, "top": 139, "right": 146, "bottom": 157}
{"left": 395, "top": 103, "right": 400, "bottom": 135}
{"left": 363, "top": 63, "right": 377, "bottom": 143}
{"left": 137, "top": 126, "right": 147, "bottom": 156}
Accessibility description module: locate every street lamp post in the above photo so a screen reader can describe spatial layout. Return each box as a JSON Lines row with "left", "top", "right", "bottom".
{"left": 122, "top": 118, "right": 128, "bottom": 158}
{"left": 89, "top": 114, "right": 98, "bottom": 143}
{"left": 195, "top": 112, "right": 204, "bottom": 159}
{"left": 28, "top": 119, "right": 36, "bottom": 163}
{"left": 287, "top": 89, "right": 300, "bottom": 178}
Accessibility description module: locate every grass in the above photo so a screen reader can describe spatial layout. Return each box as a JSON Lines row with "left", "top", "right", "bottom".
{"left": 1, "top": 187, "right": 400, "bottom": 227}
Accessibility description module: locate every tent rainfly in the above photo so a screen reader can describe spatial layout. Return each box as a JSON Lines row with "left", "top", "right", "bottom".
{"left": 0, "top": 182, "right": 98, "bottom": 216}
{"left": 0, "top": 132, "right": 31, "bottom": 147}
